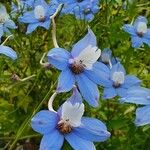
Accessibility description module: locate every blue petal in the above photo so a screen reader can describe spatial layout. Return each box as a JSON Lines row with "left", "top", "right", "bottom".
{"left": 92, "top": 5, "right": 100, "bottom": 13}
{"left": 57, "top": 69, "right": 75, "bottom": 93}
{"left": 74, "top": 117, "right": 110, "bottom": 142}
{"left": 19, "top": 11, "right": 38, "bottom": 23}
{"left": 23, "top": 0, "right": 34, "bottom": 7}
{"left": 135, "top": 106, "right": 150, "bottom": 126}
{"left": 65, "top": 132, "right": 96, "bottom": 150}
{"left": 4, "top": 20, "right": 17, "bottom": 29}
{"left": 0, "top": 24, "right": 4, "bottom": 39}
{"left": 40, "top": 130, "right": 64, "bottom": 150}
{"left": 76, "top": 73, "right": 99, "bottom": 107}
{"left": 122, "top": 75, "right": 141, "bottom": 88}
{"left": 34, "top": 0, "right": 48, "bottom": 8}
{"left": 85, "top": 14, "right": 94, "bottom": 22}
{"left": 31, "top": 110, "right": 58, "bottom": 134}
{"left": 120, "top": 96, "right": 150, "bottom": 105}
{"left": 133, "top": 16, "right": 148, "bottom": 27}
{"left": 26, "top": 23, "right": 40, "bottom": 34}
{"left": 0, "top": 45, "right": 17, "bottom": 60}
{"left": 39, "top": 20, "right": 51, "bottom": 29}
{"left": 120, "top": 86, "right": 150, "bottom": 105}
{"left": 67, "top": 87, "right": 83, "bottom": 105}
{"left": 131, "top": 36, "right": 143, "bottom": 48}
{"left": 126, "top": 86, "right": 150, "bottom": 97}
{"left": 84, "top": 62, "right": 111, "bottom": 87}
{"left": 143, "top": 29, "right": 150, "bottom": 39}
{"left": 71, "top": 28, "right": 97, "bottom": 57}
{"left": 116, "top": 87, "right": 127, "bottom": 97}
{"left": 103, "top": 87, "right": 117, "bottom": 99}
{"left": 47, "top": 48, "right": 70, "bottom": 70}
{"left": 110, "top": 63, "right": 126, "bottom": 79}
{"left": 3, "top": 26, "right": 11, "bottom": 35}
{"left": 142, "top": 37, "right": 150, "bottom": 47}
{"left": 123, "top": 24, "right": 136, "bottom": 36}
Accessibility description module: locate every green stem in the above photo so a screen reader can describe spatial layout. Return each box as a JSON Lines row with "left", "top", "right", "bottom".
{"left": 8, "top": 81, "right": 57, "bottom": 150}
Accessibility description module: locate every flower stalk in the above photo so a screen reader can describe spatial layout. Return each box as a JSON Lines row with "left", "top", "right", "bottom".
{"left": 1, "top": 35, "right": 13, "bottom": 45}
{"left": 50, "top": 4, "right": 63, "bottom": 48}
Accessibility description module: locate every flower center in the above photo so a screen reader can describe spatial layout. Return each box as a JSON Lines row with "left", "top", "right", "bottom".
{"left": 77, "top": 0, "right": 83, "bottom": 2}
{"left": 136, "top": 22, "right": 147, "bottom": 37}
{"left": 57, "top": 119, "right": 72, "bottom": 134}
{"left": 70, "top": 60, "right": 85, "bottom": 74}
{"left": 84, "top": 8, "right": 92, "bottom": 15}
{"left": 112, "top": 72, "right": 125, "bottom": 88}
{"left": 0, "top": 13, "right": 8, "bottom": 23}
{"left": 34, "top": 5, "right": 46, "bottom": 22}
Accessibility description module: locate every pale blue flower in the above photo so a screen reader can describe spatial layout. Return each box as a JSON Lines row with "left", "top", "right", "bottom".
{"left": 120, "top": 87, "right": 150, "bottom": 126}
{"left": 51, "top": 0, "right": 100, "bottom": 21}
{"left": 103, "top": 63, "right": 141, "bottom": 99}
{"left": 31, "top": 88, "right": 110, "bottom": 150}
{"left": 0, "top": 45, "right": 17, "bottom": 60}
{"left": 47, "top": 29, "right": 110, "bottom": 107}
{"left": 123, "top": 16, "right": 150, "bottom": 48}
{"left": 19, "top": 0, "right": 55, "bottom": 34}
{"left": 0, "top": 4, "right": 17, "bottom": 41}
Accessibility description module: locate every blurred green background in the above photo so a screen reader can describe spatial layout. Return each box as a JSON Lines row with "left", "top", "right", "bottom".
{"left": 0, "top": 0, "right": 150, "bottom": 149}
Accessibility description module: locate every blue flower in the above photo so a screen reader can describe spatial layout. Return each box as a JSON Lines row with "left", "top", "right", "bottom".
{"left": 47, "top": 29, "right": 110, "bottom": 107}
{"left": 99, "top": 48, "right": 120, "bottom": 68}
{"left": 0, "top": 4, "right": 17, "bottom": 41}
{"left": 31, "top": 88, "right": 110, "bottom": 150}
{"left": 0, "top": 45, "right": 17, "bottom": 60}
{"left": 100, "top": 48, "right": 112, "bottom": 65}
{"left": 19, "top": 0, "right": 55, "bottom": 34}
{"left": 120, "top": 87, "right": 150, "bottom": 126}
{"left": 123, "top": 16, "right": 150, "bottom": 48}
{"left": 51, "top": 0, "right": 100, "bottom": 21}
{"left": 11, "top": 0, "right": 34, "bottom": 16}
{"left": 102, "top": 63, "right": 141, "bottom": 99}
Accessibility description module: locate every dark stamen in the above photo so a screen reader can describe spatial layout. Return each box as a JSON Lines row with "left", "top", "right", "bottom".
{"left": 39, "top": 16, "right": 45, "bottom": 22}
{"left": 136, "top": 32, "right": 143, "bottom": 37}
{"left": 70, "top": 62, "right": 84, "bottom": 74}
{"left": 84, "top": 8, "right": 92, "bottom": 15}
{"left": 113, "top": 82, "right": 121, "bottom": 88}
{"left": 57, "top": 120, "right": 72, "bottom": 134}
{"left": 77, "top": 0, "right": 83, "bottom": 2}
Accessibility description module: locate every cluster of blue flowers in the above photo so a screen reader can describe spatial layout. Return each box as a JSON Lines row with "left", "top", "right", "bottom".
{"left": 123, "top": 16, "right": 150, "bottom": 48}
{"left": 0, "top": 0, "right": 150, "bottom": 149}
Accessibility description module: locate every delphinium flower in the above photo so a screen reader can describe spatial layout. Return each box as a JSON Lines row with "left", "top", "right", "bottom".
{"left": 51, "top": 0, "right": 100, "bottom": 21}
{"left": 99, "top": 48, "right": 120, "bottom": 68}
{"left": 31, "top": 88, "right": 110, "bottom": 150}
{"left": 0, "top": 4, "right": 17, "bottom": 41}
{"left": 123, "top": 16, "right": 150, "bottom": 48}
{"left": 100, "top": 48, "right": 112, "bottom": 65}
{"left": 102, "top": 62, "right": 141, "bottom": 99}
{"left": 120, "top": 87, "right": 150, "bottom": 126}
{"left": 11, "top": 0, "right": 34, "bottom": 16}
{"left": 0, "top": 44, "right": 17, "bottom": 60}
{"left": 47, "top": 28, "right": 110, "bottom": 107}
{"left": 19, "top": 0, "right": 55, "bottom": 34}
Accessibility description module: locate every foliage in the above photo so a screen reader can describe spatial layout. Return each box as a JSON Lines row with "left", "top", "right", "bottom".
{"left": 0, "top": 0, "right": 150, "bottom": 149}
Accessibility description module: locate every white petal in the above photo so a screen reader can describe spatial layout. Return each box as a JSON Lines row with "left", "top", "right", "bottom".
{"left": 34, "top": 5, "right": 45, "bottom": 19}
{"left": 0, "top": 4, "right": 9, "bottom": 22}
{"left": 137, "top": 22, "right": 147, "bottom": 33}
{"left": 61, "top": 101, "right": 84, "bottom": 127}
{"left": 75, "top": 45, "right": 101, "bottom": 70}
{"left": 112, "top": 71, "right": 125, "bottom": 84}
